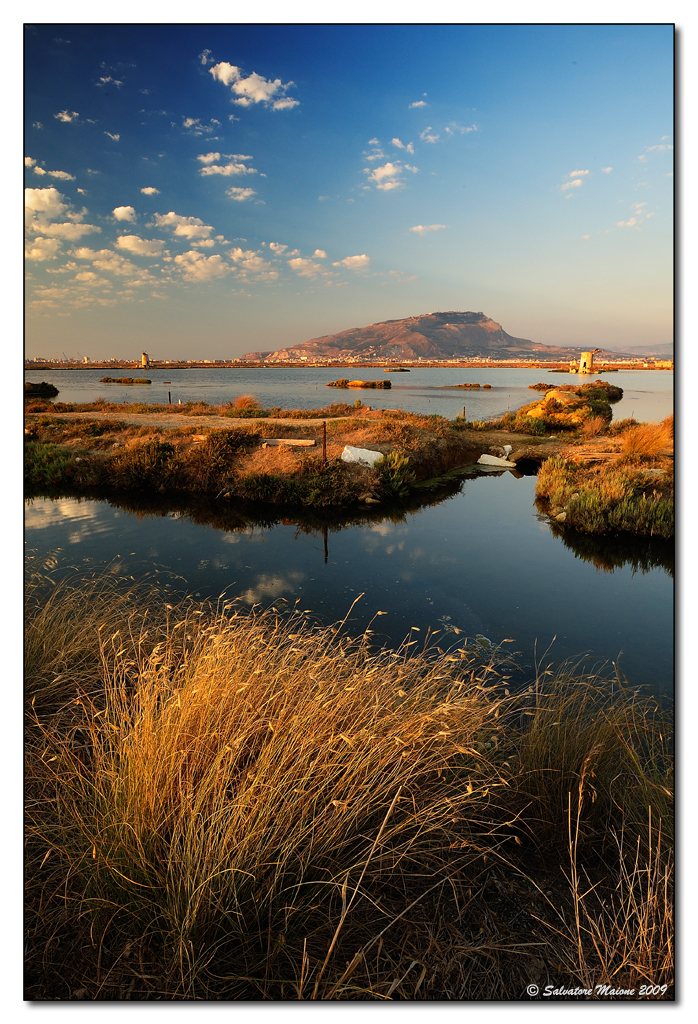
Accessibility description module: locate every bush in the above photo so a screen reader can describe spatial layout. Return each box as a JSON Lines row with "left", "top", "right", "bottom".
{"left": 536, "top": 456, "right": 674, "bottom": 537}
{"left": 234, "top": 394, "right": 261, "bottom": 411}
{"left": 581, "top": 415, "right": 608, "bottom": 438}
{"left": 377, "top": 451, "right": 416, "bottom": 499}
{"left": 24, "top": 442, "right": 76, "bottom": 487}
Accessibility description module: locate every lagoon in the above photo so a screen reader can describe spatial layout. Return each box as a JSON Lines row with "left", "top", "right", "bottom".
{"left": 25, "top": 365, "right": 674, "bottom": 700}
{"left": 25, "top": 366, "right": 673, "bottom": 425}
{"left": 25, "top": 469, "right": 673, "bottom": 698}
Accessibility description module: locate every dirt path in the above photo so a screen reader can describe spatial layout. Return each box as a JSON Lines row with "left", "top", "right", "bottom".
{"left": 29, "top": 409, "right": 568, "bottom": 460}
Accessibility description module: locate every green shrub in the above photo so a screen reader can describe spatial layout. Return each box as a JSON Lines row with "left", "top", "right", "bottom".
{"left": 377, "top": 451, "right": 416, "bottom": 499}
{"left": 24, "top": 443, "right": 75, "bottom": 487}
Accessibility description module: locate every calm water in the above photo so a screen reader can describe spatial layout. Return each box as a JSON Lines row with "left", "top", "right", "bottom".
{"left": 25, "top": 473, "right": 673, "bottom": 697}
{"left": 25, "top": 367, "right": 673, "bottom": 425}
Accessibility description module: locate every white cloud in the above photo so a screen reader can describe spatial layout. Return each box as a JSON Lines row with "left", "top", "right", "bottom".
{"left": 115, "top": 235, "right": 165, "bottom": 256}
{"left": 561, "top": 179, "right": 583, "bottom": 191}
{"left": 444, "top": 122, "right": 477, "bottom": 136}
{"left": 226, "top": 187, "right": 256, "bottom": 201}
{"left": 601, "top": 167, "right": 613, "bottom": 173}
{"left": 25, "top": 186, "right": 69, "bottom": 221}
{"left": 409, "top": 100, "right": 428, "bottom": 108}
{"left": 569, "top": 169, "right": 589, "bottom": 176}
{"left": 174, "top": 250, "right": 230, "bottom": 281}
{"left": 314, "top": 249, "right": 327, "bottom": 258}
{"left": 25, "top": 157, "right": 36, "bottom": 167}
{"left": 229, "top": 248, "right": 278, "bottom": 280}
{"left": 616, "top": 217, "right": 639, "bottom": 228}
{"left": 113, "top": 205, "right": 136, "bottom": 222}
{"left": 365, "top": 161, "right": 416, "bottom": 191}
{"left": 646, "top": 143, "right": 673, "bottom": 153}
{"left": 25, "top": 187, "right": 100, "bottom": 240}
{"left": 410, "top": 224, "right": 446, "bottom": 234}
{"left": 104, "top": 131, "right": 120, "bottom": 141}
{"left": 40, "top": 223, "right": 100, "bottom": 241}
{"left": 71, "top": 247, "right": 153, "bottom": 279}
{"left": 25, "top": 236, "right": 63, "bottom": 261}
{"left": 197, "top": 152, "right": 221, "bottom": 164}
{"left": 269, "top": 242, "right": 287, "bottom": 254}
{"left": 190, "top": 239, "right": 216, "bottom": 248}
{"left": 181, "top": 117, "right": 216, "bottom": 135}
{"left": 33, "top": 167, "right": 76, "bottom": 180}
{"left": 420, "top": 127, "right": 439, "bottom": 143}
{"left": 200, "top": 160, "right": 256, "bottom": 177}
{"left": 363, "top": 139, "right": 386, "bottom": 162}
{"left": 140, "top": 187, "right": 160, "bottom": 195}
{"left": 332, "top": 254, "right": 370, "bottom": 269}
{"left": 392, "top": 138, "right": 414, "bottom": 154}
{"left": 33, "top": 121, "right": 43, "bottom": 129}
{"left": 54, "top": 110, "right": 79, "bottom": 122}
{"left": 229, "top": 247, "right": 257, "bottom": 261}
{"left": 210, "top": 62, "right": 298, "bottom": 109}
{"left": 287, "top": 257, "right": 330, "bottom": 278}
{"left": 152, "top": 212, "right": 214, "bottom": 239}
{"left": 199, "top": 49, "right": 213, "bottom": 65}
{"left": 74, "top": 271, "right": 107, "bottom": 283}
{"left": 638, "top": 155, "right": 648, "bottom": 163}
{"left": 582, "top": 235, "right": 591, "bottom": 240}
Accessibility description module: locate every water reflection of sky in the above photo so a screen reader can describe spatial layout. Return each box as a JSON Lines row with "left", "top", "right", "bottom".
{"left": 25, "top": 473, "right": 673, "bottom": 697}
{"left": 26, "top": 367, "right": 673, "bottom": 425}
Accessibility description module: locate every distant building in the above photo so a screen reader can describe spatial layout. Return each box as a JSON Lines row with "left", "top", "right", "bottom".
{"left": 141, "top": 352, "right": 149, "bottom": 368}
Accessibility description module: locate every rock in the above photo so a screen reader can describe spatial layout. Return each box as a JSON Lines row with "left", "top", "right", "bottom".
{"left": 543, "top": 390, "right": 585, "bottom": 407}
{"left": 477, "top": 453, "right": 517, "bottom": 468}
{"left": 555, "top": 512, "right": 567, "bottom": 522}
{"left": 341, "top": 445, "right": 385, "bottom": 468}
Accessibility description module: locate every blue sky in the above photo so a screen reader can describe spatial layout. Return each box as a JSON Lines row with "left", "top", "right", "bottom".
{"left": 24, "top": 23, "right": 674, "bottom": 359}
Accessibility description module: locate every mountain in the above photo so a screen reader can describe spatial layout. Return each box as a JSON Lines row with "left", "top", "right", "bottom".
{"left": 242, "top": 311, "right": 599, "bottom": 361}
{"left": 604, "top": 342, "right": 674, "bottom": 358}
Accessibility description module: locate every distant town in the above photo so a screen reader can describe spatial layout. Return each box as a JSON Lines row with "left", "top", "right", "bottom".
{"left": 25, "top": 353, "right": 673, "bottom": 371}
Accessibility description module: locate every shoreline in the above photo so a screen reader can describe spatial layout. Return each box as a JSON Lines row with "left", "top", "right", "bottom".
{"left": 25, "top": 360, "right": 673, "bottom": 371}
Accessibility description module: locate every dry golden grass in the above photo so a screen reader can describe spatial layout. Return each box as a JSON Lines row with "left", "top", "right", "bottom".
{"left": 620, "top": 416, "right": 673, "bottom": 461}
{"left": 581, "top": 415, "right": 608, "bottom": 438}
{"left": 234, "top": 394, "right": 261, "bottom": 411}
{"left": 25, "top": 569, "right": 673, "bottom": 1000}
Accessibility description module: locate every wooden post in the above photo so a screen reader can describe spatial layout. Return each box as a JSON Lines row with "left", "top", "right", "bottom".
{"left": 322, "top": 420, "right": 327, "bottom": 467}
{"left": 463, "top": 406, "right": 466, "bottom": 420}
{"left": 168, "top": 391, "right": 171, "bottom": 404}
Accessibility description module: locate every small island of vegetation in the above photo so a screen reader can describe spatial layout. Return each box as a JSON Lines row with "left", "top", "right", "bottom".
{"left": 24, "top": 381, "right": 59, "bottom": 398}
{"left": 99, "top": 376, "right": 152, "bottom": 384}
{"left": 24, "top": 382, "right": 673, "bottom": 537}
{"left": 327, "top": 379, "right": 392, "bottom": 389}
